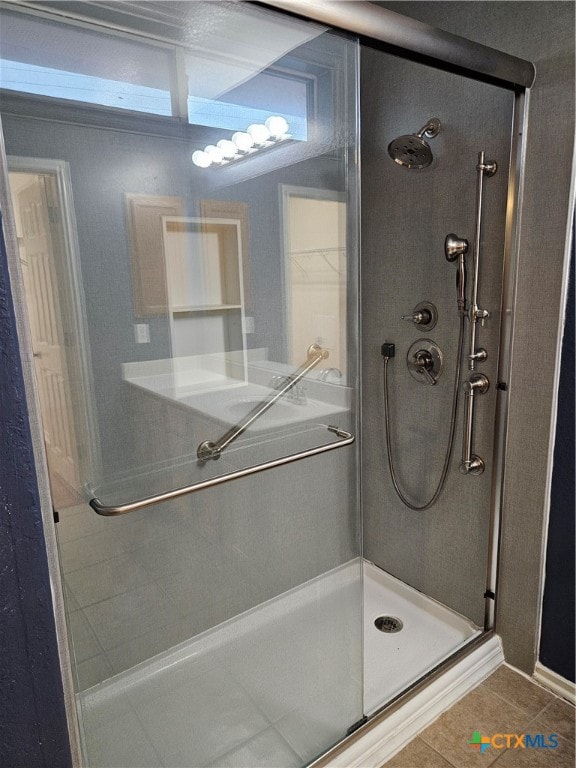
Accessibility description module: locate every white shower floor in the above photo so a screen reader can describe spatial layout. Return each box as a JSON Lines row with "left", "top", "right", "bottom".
{"left": 362, "top": 560, "right": 481, "bottom": 715}
{"left": 79, "top": 559, "right": 480, "bottom": 768}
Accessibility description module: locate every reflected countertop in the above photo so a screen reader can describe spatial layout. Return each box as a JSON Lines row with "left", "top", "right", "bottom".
{"left": 121, "top": 353, "right": 351, "bottom": 433}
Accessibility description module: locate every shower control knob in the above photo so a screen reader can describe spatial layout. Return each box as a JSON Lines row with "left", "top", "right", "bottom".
{"left": 401, "top": 301, "right": 438, "bottom": 330}
{"left": 402, "top": 309, "right": 431, "bottom": 325}
{"left": 414, "top": 351, "right": 437, "bottom": 385}
{"left": 407, "top": 339, "right": 444, "bottom": 385}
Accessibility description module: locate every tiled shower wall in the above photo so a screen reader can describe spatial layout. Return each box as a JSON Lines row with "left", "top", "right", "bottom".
{"left": 360, "top": 49, "right": 514, "bottom": 628}
{"left": 370, "top": 0, "right": 576, "bottom": 671}
{"left": 58, "top": 434, "right": 357, "bottom": 689}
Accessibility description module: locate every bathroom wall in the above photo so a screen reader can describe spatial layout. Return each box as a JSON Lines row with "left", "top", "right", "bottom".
{"left": 540, "top": 242, "right": 575, "bottom": 683}
{"left": 360, "top": 52, "right": 514, "bottom": 627}
{"left": 0, "top": 217, "right": 72, "bottom": 767}
{"left": 374, "top": 1, "right": 575, "bottom": 673}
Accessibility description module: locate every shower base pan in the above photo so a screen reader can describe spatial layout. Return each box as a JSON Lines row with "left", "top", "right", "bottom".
{"left": 362, "top": 561, "right": 481, "bottom": 714}
{"left": 78, "top": 559, "right": 483, "bottom": 768}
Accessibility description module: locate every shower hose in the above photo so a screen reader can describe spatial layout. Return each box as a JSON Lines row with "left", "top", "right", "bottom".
{"left": 382, "top": 314, "right": 465, "bottom": 511}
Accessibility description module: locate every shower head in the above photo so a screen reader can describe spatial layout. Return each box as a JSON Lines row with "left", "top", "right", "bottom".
{"left": 444, "top": 233, "right": 469, "bottom": 262}
{"left": 388, "top": 118, "right": 441, "bottom": 169}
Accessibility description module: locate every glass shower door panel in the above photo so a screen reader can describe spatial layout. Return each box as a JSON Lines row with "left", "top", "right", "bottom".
{"left": 0, "top": 2, "right": 362, "bottom": 766}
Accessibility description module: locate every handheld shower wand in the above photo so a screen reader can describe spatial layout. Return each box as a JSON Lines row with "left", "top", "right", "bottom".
{"left": 445, "top": 233, "right": 469, "bottom": 314}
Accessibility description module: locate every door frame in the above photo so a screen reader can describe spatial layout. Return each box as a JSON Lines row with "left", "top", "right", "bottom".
{"left": 7, "top": 155, "right": 101, "bottom": 494}
{"left": 0, "top": 141, "right": 84, "bottom": 761}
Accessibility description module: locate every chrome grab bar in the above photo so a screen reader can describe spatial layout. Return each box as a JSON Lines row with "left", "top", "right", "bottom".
{"left": 89, "top": 425, "right": 354, "bottom": 516}
{"left": 197, "top": 344, "right": 329, "bottom": 462}
{"left": 459, "top": 150, "right": 496, "bottom": 476}
{"left": 468, "top": 151, "right": 497, "bottom": 371}
{"left": 460, "top": 374, "right": 490, "bottom": 475}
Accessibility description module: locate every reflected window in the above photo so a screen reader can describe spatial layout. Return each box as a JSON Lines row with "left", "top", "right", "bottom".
{"left": 188, "top": 71, "right": 309, "bottom": 140}
{"left": 0, "top": 10, "right": 173, "bottom": 115}
{"left": 0, "top": 6, "right": 312, "bottom": 135}
{"left": 0, "top": 59, "right": 173, "bottom": 115}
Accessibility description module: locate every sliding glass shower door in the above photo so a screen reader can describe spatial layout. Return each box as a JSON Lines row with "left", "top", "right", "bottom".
{"left": 1, "top": 2, "right": 362, "bottom": 765}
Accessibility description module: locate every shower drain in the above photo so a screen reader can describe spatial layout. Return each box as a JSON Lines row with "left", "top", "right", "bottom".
{"left": 374, "top": 615, "right": 403, "bottom": 633}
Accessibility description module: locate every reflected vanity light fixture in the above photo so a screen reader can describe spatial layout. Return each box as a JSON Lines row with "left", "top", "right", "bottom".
{"left": 192, "top": 116, "right": 290, "bottom": 168}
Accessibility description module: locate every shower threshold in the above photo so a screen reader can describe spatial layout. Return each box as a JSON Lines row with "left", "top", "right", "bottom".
{"left": 78, "top": 559, "right": 481, "bottom": 768}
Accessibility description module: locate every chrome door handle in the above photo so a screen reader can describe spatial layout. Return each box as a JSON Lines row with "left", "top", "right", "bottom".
{"left": 89, "top": 425, "right": 354, "bottom": 516}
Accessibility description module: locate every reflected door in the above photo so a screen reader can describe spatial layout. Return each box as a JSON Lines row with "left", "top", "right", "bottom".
{"left": 13, "top": 172, "right": 79, "bottom": 490}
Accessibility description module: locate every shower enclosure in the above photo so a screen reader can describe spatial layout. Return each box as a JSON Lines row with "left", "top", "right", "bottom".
{"left": 0, "top": 1, "right": 533, "bottom": 766}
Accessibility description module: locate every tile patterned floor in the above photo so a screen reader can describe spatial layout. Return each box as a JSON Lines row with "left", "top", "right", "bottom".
{"left": 57, "top": 500, "right": 271, "bottom": 690}
{"left": 381, "top": 665, "right": 575, "bottom": 768}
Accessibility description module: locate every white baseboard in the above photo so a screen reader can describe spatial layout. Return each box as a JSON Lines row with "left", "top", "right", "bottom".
{"left": 534, "top": 662, "right": 576, "bottom": 705}
{"left": 323, "top": 635, "right": 504, "bottom": 767}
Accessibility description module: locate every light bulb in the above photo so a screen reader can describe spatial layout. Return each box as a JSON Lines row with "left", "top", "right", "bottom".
{"left": 247, "top": 123, "right": 270, "bottom": 145}
{"left": 192, "top": 150, "right": 211, "bottom": 168}
{"left": 232, "top": 132, "right": 254, "bottom": 152}
{"left": 265, "top": 115, "right": 289, "bottom": 138}
{"left": 217, "top": 139, "right": 238, "bottom": 159}
{"left": 204, "top": 144, "right": 224, "bottom": 163}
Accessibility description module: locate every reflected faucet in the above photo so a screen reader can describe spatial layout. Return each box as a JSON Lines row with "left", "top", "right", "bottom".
{"left": 318, "top": 367, "right": 342, "bottom": 383}
{"left": 198, "top": 344, "right": 328, "bottom": 462}
{"left": 269, "top": 374, "right": 306, "bottom": 403}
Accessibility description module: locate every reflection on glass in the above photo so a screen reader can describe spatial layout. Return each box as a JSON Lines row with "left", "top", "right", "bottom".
{"left": 193, "top": 116, "right": 294, "bottom": 168}
{"left": 0, "top": 9, "right": 174, "bottom": 114}
{"left": 1, "top": 0, "right": 359, "bottom": 507}
{"left": 283, "top": 188, "right": 348, "bottom": 377}
{"left": 2, "top": 2, "right": 361, "bottom": 766}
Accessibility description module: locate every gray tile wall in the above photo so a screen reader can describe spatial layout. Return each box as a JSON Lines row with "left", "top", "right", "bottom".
{"left": 360, "top": 48, "right": 514, "bottom": 627}
{"left": 59, "top": 438, "right": 358, "bottom": 686}
{"left": 375, "top": 1, "right": 575, "bottom": 671}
